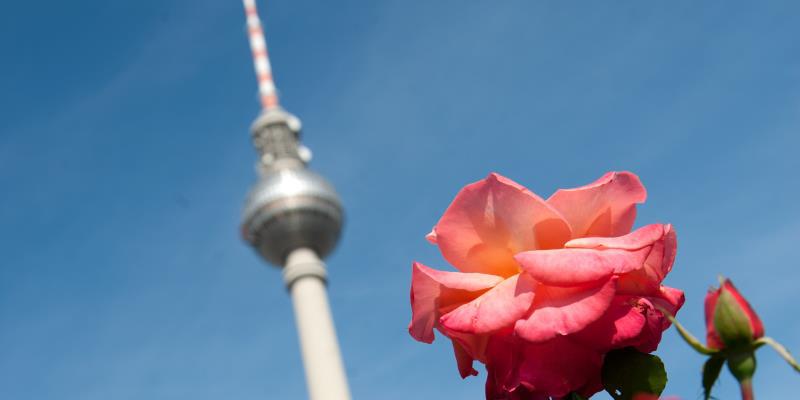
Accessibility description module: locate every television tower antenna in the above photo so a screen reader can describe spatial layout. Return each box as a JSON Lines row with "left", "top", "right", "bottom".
{"left": 240, "top": 1, "right": 351, "bottom": 399}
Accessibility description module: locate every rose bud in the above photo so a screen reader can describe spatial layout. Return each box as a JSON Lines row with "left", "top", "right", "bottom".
{"left": 663, "top": 277, "right": 799, "bottom": 400}
{"left": 705, "top": 278, "right": 764, "bottom": 350}
{"left": 704, "top": 278, "right": 764, "bottom": 398}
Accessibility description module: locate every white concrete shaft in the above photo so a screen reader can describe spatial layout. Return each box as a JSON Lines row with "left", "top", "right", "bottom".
{"left": 284, "top": 248, "right": 351, "bottom": 400}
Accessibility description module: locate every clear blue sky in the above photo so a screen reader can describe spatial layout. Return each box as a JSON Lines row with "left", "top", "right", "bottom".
{"left": 1, "top": 1, "right": 799, "bottom": 399}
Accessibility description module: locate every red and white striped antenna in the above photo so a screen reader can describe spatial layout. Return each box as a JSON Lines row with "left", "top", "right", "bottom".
{"left": 243, "top": 0, "right": 279, "bottom": 110}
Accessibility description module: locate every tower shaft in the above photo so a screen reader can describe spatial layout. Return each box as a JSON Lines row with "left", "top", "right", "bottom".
{"left": 284, "top": 248, "right": 351, "bottom": 400}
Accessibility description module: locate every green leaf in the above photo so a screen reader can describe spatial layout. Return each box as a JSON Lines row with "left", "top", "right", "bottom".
{"left": 566, "top": 393, "right": 588, "bottom": 400}
{"left": 702, "top": 356, "right": 725, "bottom": 400}
{"left": 602, "top": 347, "right": 667, "bottom": 400}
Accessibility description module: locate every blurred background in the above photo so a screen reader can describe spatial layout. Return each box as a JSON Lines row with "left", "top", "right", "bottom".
{"left": 1, "top": 0, "right": 799, "bottom": 398}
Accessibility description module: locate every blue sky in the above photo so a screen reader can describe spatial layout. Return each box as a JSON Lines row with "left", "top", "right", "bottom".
{"left": 1, "top": 1, "right": 799, "bottom": 399}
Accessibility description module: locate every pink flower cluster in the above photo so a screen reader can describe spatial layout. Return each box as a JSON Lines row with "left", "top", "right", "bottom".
{"left": 409, "top": 172, "right": 684, "bottom": 399}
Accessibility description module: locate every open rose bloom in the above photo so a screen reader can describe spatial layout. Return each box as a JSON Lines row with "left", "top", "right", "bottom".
{"left": 409, "top": 172, "right": 685, "bottom": 399}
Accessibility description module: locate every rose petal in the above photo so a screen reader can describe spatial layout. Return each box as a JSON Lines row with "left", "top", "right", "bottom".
{"left": 440, "top": 327, "right": 491, "bottom": 364}
{"left": 628, "top": 291, "right": 684, "bottom": 353}
{"left": 515, "top": 277, "right": 617, "bottom": 343}
{"left": 425, "top": 228, "right": 437, "bottom": 244}
{"left": 515, "top": 247, "right": 648, "bottom": 286}
{"left": 452, "top": 340, "right": 478, "bottom": 378}
{"left": 486, "top": 373, "right": 550, "bottom": 400}
{"left": 440, "top": 273, "right": 536, "bottom": 334}
{"left": 631, "top": 297, "right": 670, "bottom": 353}
{"left": 704, "top": 286, "right": 724, "bottom": 349}
{"left": 432, "top": 173, "right": 572, "bottom": 277}
{"left": 547, "top": 171, "right": 647, "bottom": 238}
{"left": 655, "top": 285, "right": 685, "bottom": 314}
{"left": 641, "top": 286, "right": 686, "bottom": 351}
{"left": 576, "top": 367, "right": 605, "bottom": 399}
{"left": 484, "top": 336, "right": 518, "bottom": 397}
{"left": 408, "top": 262, "right": 503, "bottom": 343}
{"left": 567, "top": 224, "right": 677, "bottom": 297}
{"left": 617, "top": 225, "right": 677, "bottom": 296}
{"left": 486, "top": 334, "right": 603, "bottom": 398}
{"left": 572, "top": 295, "right": 648, "bottom": 351}
{"left": 565, "top": 223, "right": 666, "bottom": 250}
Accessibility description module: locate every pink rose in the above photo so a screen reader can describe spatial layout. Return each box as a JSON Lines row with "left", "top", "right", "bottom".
{"left": 409, "top": 172, "right": 684, "bottom": 399}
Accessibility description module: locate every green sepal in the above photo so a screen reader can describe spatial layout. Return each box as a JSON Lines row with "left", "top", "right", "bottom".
{"left": 601, "top": 347, "right": 667, "bottom": 400}
{"left": 726, "top": 350, "right": 756, "bottom": 383}
{"left": 702, "top": 356, "right": 725, "bottom": 400}
{"left": 713, "top": 288, "right": 755, "bottom": 348}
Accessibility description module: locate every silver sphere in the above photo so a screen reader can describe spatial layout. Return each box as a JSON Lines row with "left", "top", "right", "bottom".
{"left": 242, "top": 167, "right": 343, "bottom": 266}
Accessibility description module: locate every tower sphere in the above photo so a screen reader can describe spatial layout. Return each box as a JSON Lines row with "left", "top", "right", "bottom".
{"left": 242, "top": 166, "right": 343, "bottom": 266}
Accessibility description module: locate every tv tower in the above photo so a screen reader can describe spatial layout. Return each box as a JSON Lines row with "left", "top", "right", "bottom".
{"left": 239, "top": 1, "right": 351, "bottom": 399}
